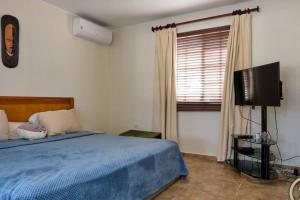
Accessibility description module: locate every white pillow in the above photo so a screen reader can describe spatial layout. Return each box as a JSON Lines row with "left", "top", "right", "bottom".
{"left": 38, "top": 109, "right": 81, "bottom": 136}
{"left": 17, "top": 128, "right": 47, "bottom": 140}
{"left": 28, "top": 113, "right": 40, "bottom": 124}
{"left": 0, "top": 110, "right": 9, "bottom": 140}
{"left": 8, "top": 122, "right": 25, "bottom": 139}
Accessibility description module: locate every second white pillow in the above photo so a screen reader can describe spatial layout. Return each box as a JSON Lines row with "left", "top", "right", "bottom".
{"left": 38, "top": 109, "right": 81, "bottom": 136}
{"left": 28, "top": 113, "right": 40, "bottom": 124}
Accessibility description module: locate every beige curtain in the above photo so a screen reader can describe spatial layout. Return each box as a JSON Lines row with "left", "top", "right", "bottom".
{"left": 152, "top": 28, "right": 178, "bottom": 143}
{"left": 217, "top": 14, "right": 252, "bottom": 162}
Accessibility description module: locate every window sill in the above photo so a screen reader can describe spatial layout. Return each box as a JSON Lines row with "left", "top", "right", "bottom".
{"left": 177, "top": 102, "right": 221, "bottom": 112}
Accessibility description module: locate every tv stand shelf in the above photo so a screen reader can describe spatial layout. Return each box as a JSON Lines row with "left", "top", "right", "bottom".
{"left": 234, "top": 147, "right": 276, "bottom": 161}
{"left": 235, "top": 137, "right": 277, "bottom": 145}
{"left": 227, "top": 159, "right": 278, "bottom": 180}
{"left": 227, "top": 134, "right": 278, "bottom": 180}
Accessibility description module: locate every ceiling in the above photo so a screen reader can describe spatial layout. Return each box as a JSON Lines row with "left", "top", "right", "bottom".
{"left": 43, "top": 0, "right": 250, "bottom": 28}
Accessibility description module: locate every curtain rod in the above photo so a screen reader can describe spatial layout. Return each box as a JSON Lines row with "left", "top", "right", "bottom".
{"left": 151, "top": 6, "right": 259, "bottom": 32}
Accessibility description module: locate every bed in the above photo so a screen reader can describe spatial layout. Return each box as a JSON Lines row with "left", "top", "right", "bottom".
{"left": 0, "top": 96, "right": 188, "bottom": 200}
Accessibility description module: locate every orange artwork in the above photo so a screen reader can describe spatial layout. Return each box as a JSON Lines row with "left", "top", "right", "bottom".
{"left": 4, "top": 24, "right": 14, "bottom": 56}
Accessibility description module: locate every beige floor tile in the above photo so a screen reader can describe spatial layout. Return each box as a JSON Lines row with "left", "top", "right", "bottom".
{"left": 154, "top": 154, "right": 291, "bottom": 200}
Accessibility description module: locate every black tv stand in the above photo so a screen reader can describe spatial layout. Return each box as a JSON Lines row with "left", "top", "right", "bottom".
{"left": 228, "top": 134, "right": 277, "bottom": 180}
{"left": 227, "top": 106, "right": 278, "bottom": 180}
{"left": 261, "top": 105, "right": 270, "bottom": 179}
{"left": 261, "top": 106, "right": 267, "bottom": 132}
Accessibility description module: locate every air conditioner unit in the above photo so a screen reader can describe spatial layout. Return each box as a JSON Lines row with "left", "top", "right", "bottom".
{"left": 73, "top": 17, "right": 112, "bottom": 45}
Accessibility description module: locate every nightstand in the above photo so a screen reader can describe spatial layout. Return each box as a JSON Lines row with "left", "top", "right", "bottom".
{"left": 119, "top": 130, "right": 161, "bottom": 139}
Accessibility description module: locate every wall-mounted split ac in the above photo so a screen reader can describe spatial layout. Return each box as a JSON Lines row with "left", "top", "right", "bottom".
{"left": 73, "top": 17, "right": 112, "bottom": 45}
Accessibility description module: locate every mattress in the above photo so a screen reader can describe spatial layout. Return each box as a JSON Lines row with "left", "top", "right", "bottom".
{"left": 0, "top": 132, "right": 188, "bottom": 200}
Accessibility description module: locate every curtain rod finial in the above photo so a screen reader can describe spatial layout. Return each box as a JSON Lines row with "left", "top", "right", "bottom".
{"left": 257, "top": 6, "right": 260, "bottom": 12}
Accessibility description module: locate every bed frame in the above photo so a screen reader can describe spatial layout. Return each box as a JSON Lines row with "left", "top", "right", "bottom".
{"left": 0, "top": 96, "right": 74, "bottom": 122}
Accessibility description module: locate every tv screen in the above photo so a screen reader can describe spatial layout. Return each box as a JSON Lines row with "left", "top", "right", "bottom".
{"left": 234, "top": 62, "right": 281, "bottom": 106}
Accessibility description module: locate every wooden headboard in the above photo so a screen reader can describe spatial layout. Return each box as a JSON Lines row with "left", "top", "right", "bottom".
{"left": 0, "top": 96, "right": 74, "bottom": 122}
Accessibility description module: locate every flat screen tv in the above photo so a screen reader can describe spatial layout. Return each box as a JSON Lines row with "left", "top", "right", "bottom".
{"left": 234, "top": 62, "right": 281, "bottom": 106}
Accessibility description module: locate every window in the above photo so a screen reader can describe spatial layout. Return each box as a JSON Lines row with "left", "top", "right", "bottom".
{"left": 176, "top": 25, "right": 230, "bottom": 111}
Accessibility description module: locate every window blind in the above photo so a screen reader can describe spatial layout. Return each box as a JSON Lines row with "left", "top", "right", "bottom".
{"left": 176, "top": 25, "right": 230, "bottom": 111}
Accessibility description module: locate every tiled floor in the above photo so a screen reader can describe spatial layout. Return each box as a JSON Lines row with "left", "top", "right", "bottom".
{"left": 154, "top": 154, "right": 291, "bottom": 200}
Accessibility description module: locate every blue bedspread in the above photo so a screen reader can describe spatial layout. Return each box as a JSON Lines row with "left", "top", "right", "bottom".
{"left": 0, "top": 132, "right": 188, "bottom": 200}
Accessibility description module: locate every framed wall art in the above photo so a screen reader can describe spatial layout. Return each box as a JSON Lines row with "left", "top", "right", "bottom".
{"left": 1, "top": 15, "right": 19, "bottom": 68}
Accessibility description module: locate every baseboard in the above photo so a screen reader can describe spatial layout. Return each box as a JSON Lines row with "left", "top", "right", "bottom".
{"left": 181, "top": 151, "right": 215, "bottom": 157}
{"left": 273, "top": 163, "right": 299, "bottom": 171}
{"left": 182, "top": 152, "right": 217, "bottom": 161}
{"left": 181, "top": 152, "right": 299, "bottom": 170}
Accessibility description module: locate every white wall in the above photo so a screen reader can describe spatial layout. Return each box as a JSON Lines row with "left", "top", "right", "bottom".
{"left": 109, "top": 0, "right": 300, "bottom": 166}
{"left": 0, "top": 0, "right": 110, "bottom": 132}
{"left": 1, "top": 0, "right": 299, "bottom": 166}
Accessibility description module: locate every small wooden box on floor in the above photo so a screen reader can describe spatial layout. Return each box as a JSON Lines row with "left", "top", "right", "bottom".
{"left": 120, "top": 130, "right": 161, "bottom": 139}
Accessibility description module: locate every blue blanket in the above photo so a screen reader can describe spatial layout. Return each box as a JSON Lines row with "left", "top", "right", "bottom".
{"left": 0, "top": 132, "right": 188, "bottom": 200}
